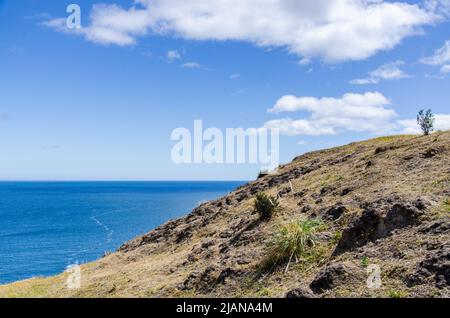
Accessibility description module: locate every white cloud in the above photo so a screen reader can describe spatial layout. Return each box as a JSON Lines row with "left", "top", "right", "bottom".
{"left": 420, "top": 40, "right": 450, "bottom": 65}
{"left": 44, "top": 4, "right": 154, "bottom": 46}
{"left": 265, "top": 92, "right": 397, "bottom": 136}
{"left": 268, "top": 92, "right": 394, "bottom": 117}
{"left": 398, "top": 114, "right": 450, "bottom": 133}
{"left": 419, "top": 40, "right": 450, "bottom": 76}
{"left": 230, "top": 73, "right": 240, "bottom": 80}
{"left": 370, "top": 61, "right": 410, "bottom": 80}
{"left": 264, "top": 118, "right": 335, "bottom": 136}
{"left": 298, "top": 58, "right": 311, "bottom": 66}
{"left": 167, "top": 50, "right": 181, "bottom": 61}
{"left": 41, "top": 17, "right": 66, "bottom": 29}
{"left": 42, "top": 0, "right": 449, "bottom": 62}
{"left": 440, "top": 64, "right": 450, "bottom": 73}
{"left": 350, "top": 61, "right": 410, "bottom": 85}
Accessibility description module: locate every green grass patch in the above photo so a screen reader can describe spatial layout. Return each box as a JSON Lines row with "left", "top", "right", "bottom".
{"left": 261, "top": 219, "right": 324, "bottom": 273}
{"left": 319, "top": 174, "right": 343, "bottom": 188}
{"left": 331, "top": 230, "right": 342, "bottom": 245}
{"left": 256, "top": 287, "right": 271, "bottom": 297}
{"left": 361, "top": 256, "right": 369, "bottom": 268}
{"left": 388, "top": 290, "right": 409, "bottom": 298}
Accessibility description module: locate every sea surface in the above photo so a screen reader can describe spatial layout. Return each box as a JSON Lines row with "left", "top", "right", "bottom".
{"left": 0, "top": 181, "right": 245, "bottom": 284}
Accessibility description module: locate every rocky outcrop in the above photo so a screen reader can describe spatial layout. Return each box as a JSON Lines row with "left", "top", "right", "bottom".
{"left": 406, "top": 245, "right": 450, "bottom": 289}
{"left": 179, "top": 266, "right": 242, "bottom": 293}
{"left": 334, "top": 198, "right": 426, "bottom": 255}
{"left": 322, "top": 205, "right": 347, "bottom": 221}
{"left": 310, "top": 263, "right": 362, "bottom": 294}
{"left": 285, "top": 287, "right": 316, "bottom": 298}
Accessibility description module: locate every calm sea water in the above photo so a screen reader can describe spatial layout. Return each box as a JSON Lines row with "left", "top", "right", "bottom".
{"left": 0, "top": 181, "right": 244, "bottom": 284}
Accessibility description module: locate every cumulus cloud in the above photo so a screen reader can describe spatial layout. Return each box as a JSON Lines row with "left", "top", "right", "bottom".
{"left": 42, "top": 0, "right": 449, "bottom": 62}
{"left": 398, "top": 114, "right": 450, "bottom": 133}
{"left": 42, "top": 4, "right": 153, "bottom": 46}
{"left": 265, "top": 92, "right": 398, "bottom": 136}
{"left": 268, "top": 92, "right": 393, "bottom": 117}
{"left": 350, "top": 61, "right": 411, "bottom": 85}
{"left": 420, "top": 40, "right": 450, "bottom": 65}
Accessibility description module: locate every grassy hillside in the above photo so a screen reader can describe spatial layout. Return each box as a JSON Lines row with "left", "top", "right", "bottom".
{"left": 1, "top": 131, "right": 449, "bottom": 298}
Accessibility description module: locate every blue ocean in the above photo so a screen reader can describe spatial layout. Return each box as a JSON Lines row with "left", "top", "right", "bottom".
{"left": 0, "top": 181, "right": 244, "bottom": 284}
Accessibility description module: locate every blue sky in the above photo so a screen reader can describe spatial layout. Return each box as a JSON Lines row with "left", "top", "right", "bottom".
{"left": 0, "top": 0, "right": 449, "bottom": 180}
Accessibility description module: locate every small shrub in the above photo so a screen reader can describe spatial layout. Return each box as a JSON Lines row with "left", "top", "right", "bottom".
{"left": 263, "top": 219, "right": 323, "bottom": 272}
{"left": 361, "top": 256, "right": 369, "bottom": 268}
{"left": 254, "top": 193, "right": 279, "bottom": 220}
{"left": 417, "top": 109, "right": 435, "bottom": 136}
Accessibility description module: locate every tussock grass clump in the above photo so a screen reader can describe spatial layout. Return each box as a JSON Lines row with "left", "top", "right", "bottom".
{"left": 263, "top": 219, "right": 324, "bottom": 272}
{"left": 254, "top": 193, "right": 279, "bottom": 220}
